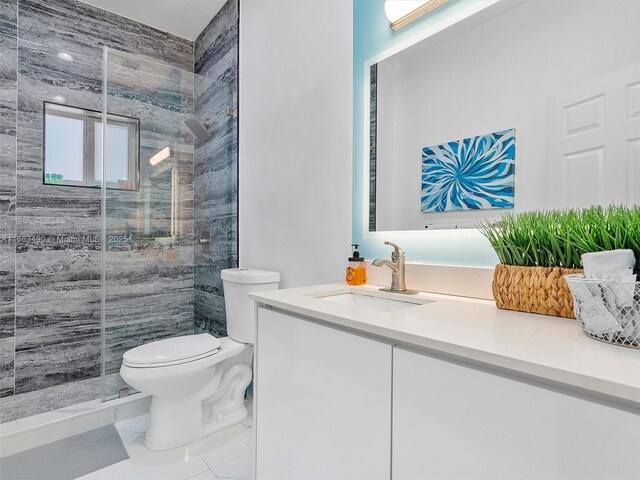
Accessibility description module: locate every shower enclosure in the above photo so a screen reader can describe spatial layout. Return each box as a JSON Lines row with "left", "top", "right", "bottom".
{"left": 99, "top": 45, "right": 238, "bottom": 401}
{"left": 0, "top": 0, "right": 238, "bottom": 423}
{"left": 98, "top": 47, "right": 195, "bottom": 400}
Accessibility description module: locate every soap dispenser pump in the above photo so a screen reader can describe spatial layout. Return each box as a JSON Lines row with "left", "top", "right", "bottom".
{"left": 346, "top": 244, "right": 366, "bottom": 286}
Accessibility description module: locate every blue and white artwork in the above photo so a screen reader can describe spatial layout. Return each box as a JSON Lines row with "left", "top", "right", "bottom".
{"left": 421, "top": 129, "right": 516, "bottom": 212}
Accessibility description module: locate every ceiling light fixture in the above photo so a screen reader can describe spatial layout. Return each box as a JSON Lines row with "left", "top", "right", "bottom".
{"left": 384, "top": 0, "right": 449, "bottom": 31}
{"left": 150, "top": 147, "right": 171, "bottom": 166}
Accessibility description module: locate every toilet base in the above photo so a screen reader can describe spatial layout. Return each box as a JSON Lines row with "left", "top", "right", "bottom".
{"left": 145, "top": 401, "right": 249, "bottom": 451}
{"left": 143, "top": 349, "right": 253, "bottom": 451}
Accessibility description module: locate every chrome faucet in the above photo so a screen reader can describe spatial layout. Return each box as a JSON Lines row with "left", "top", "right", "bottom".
{"left": 372, "top": 242, "right": 418, "bottom": 295}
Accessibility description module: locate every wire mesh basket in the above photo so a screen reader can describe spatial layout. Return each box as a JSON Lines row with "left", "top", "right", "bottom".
{"left": 565, "top": 274, "right": 640, "bottom": 349}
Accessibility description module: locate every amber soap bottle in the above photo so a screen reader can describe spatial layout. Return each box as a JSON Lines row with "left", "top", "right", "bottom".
{"left": 346, "top": 244, "right": 366, "bottom": 285}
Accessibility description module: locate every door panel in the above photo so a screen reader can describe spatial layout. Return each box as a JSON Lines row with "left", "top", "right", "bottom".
{"left": 255, "top": 308, "right": 392, "bottom": 480}
{"left": 547, "top": 62, "right": 640, "bottom": 207}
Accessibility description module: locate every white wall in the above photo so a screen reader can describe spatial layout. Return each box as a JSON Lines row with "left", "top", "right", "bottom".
{"left": 375, "top": 0, "right": 640, "bottom": 231}
{"left": 239, "top": 0, "right": 353, "bottom": 288}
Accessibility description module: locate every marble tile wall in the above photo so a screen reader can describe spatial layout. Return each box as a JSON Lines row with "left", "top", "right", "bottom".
{"left": 193, "top": 0, "right": 239, "bottom": 337}
{"left": 0, "top": 0, "right": 18, "bottom": 402}
{"left": 0, "top": 0, "right": 196, "bottom": 416}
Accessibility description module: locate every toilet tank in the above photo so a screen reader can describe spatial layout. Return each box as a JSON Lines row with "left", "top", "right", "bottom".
{"left": 221, "top": 268, "right": 280, "bottom": 344}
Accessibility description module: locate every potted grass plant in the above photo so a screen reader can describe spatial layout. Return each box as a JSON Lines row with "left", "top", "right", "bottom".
{"left": 480, "top": 205, "right": 640, "bottom": 318}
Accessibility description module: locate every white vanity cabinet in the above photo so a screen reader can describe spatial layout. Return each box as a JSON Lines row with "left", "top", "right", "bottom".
{"left": 392, "top": 346, "right": 640, "bottom": 480}
{"left": 255, "top": 307, "right": 392, "bottom": 480}
{"left": 252, "top": 285, "right": 640, "bottom": 480}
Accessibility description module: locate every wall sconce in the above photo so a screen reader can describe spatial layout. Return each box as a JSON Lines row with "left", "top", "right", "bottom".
{"left": 384, "top": 0, "right": 449, "bottom": 31}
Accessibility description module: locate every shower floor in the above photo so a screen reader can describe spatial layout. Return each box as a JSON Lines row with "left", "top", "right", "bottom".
{"left": 2, "top": 399, "right": 254, "bottom": 480}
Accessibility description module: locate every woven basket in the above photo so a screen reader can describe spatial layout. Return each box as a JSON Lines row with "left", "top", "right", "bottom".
{"left": 492, "top": 264, "right": 583, "bottom": 318}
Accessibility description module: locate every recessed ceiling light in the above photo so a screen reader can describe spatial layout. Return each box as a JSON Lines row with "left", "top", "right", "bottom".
{"left": 57, "top": 51, "right": 74, "bottom": 62}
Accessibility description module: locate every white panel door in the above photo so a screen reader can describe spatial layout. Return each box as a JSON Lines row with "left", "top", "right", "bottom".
{"left": 547, "top": 62, "right": 640, "bottom": 208}
{"left": 392, "top": 346, "right": 640, "bottom": 480}
{"left": 255, "top": 308, "right": 392, "bottom": 480}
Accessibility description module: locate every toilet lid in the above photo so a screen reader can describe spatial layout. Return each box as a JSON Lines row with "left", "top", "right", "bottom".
{"left": 123, "top": 333, "right": 222, "bottom": 367}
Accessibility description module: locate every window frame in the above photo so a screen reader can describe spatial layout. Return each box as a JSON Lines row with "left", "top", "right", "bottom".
{"left": 43, "top": 102, "right": 141, "bottom": 190}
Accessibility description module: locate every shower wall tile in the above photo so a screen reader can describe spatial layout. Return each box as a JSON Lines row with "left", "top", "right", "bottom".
{"left": 17, "top": 40, "right": 102, "bottom": 114}
{"left": 0, "top": 215, "right": 15, "bottom": 398}
{"left": 194, "top": 289, "right": 227, "bottom": 338}
{"left": 15, "top": 126, "right": 101, "bottom": 218}
{"left": 18, "top": 0, "right": 192, "bottom": 71}
{"left": 0, "top": 305, "right": 15, "bottom": 398}
{"left": 14, "top": 296, "right": 101, "bottom": 393}
{"left": 0, "top": 33, "right": 16, "bottom": 218}
{"left": 104, "top": 288, "right": 194, "bottom": 374}
{"left": 107, "top": 58, "right": 194, "bottom": 115}
{"left": 194, "top": 168, "right": 238, "bottom": 220}
{"left": 195, "top": 255, "right": 236, "bottom": 297}
{"left": 193, "top": 0, "right": 239, "bottom": 336}
{"left": 0, "top": 132, "right": 16, "bottom": 216}
{"left": 104, "top": 242, "right": 194, "bottom": 298}
{"left": 194, "top": 0, "right": 238, "bottom": 77}
{"left": 106, "top": 94, "right": 194, "bottom": 152}
{"left": 0, "top": 376, "right": 100, "bottom": 423}
{"left": 0, "top": 34, "right": 17, "bottom": 128}
{"left": 194, "top": 214, "right": 236, "bottom": 262}
{"left": 0, "top": 216, "right": 15, "bottom": 303}
{"left": 0, "top": 122, "right": 15, "bottom": 157}
{"left": 0, "top": 0, "right": 17, "bottom": 39}
{"left": 16, "top": 40, "right": 102, "bottom": 218}
{"left": 15, "top": 216, "right": 101, "bottom": 305}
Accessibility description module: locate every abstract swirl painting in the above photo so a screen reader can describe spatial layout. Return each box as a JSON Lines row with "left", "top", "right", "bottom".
{"left": 421, "top": 129, "right": 515, "bottom": 212}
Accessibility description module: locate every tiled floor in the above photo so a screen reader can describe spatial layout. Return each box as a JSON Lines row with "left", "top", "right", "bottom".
{"left": 77, "top": 400, "right": 254, "bottom": 480}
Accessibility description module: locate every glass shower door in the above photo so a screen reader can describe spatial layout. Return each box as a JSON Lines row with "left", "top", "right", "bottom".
{"left": 101, "top": 48, "right": 196, "bottom": 400}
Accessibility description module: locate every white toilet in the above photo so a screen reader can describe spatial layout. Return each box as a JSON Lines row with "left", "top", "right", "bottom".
{"left": 120, "top": 268, "right": 280, "bottom": 451}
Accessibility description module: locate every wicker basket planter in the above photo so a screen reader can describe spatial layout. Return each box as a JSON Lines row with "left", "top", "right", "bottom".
{"left": 492, "top": 264, "right": 583, "bottom": 318}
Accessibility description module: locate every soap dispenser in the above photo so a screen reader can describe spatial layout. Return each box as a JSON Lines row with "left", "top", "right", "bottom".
{"left": 346, "top": 244, "right": 366, "bottom": 286}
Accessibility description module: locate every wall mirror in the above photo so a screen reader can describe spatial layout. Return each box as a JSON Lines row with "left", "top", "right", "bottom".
{"left": 44, "top": 102, "right": 140, "bottom": 190}
{"left": 367, "top": 0, "right": 640, "bottom": 233}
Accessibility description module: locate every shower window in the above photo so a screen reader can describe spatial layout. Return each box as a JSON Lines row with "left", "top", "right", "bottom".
{"left": 43, "top": 102, "right": 140, "bottom": 190}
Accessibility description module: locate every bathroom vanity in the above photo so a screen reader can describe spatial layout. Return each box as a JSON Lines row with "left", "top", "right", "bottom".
{"left": 250, "top": 285, "right": 640, "bottom": 480}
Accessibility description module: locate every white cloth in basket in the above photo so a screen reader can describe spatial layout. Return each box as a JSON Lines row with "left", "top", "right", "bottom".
{"left": 582, "top": 249, "right": 637, "bottom": 308}
{"left": 582, "top": 249, "right": 635, "bottom": 277}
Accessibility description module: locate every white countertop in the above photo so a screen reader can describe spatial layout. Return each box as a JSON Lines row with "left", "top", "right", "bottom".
{"left": 249, "top": 283, "right": 640, "bottom": 405}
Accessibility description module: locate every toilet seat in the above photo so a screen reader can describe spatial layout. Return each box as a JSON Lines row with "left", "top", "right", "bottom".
{"left": 123, "top": 333, "right": 222, "bottom": 368}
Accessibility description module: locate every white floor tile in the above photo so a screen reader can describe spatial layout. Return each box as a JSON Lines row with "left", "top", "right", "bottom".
{"left": 211, "top": 452, "right": 253, "bottom": 480}
{"left": 116, "top": 413, "right": 150, "bottom": 435}
{"left": 77, "top": 395, "right": 254, "bottom": 480}
{"left": 187, "top": 470, "right": 219, "bottom": 480}
{"left": 195, "top": 423, "right": 253, "bottom": 469}
{"left": 77, "top": 426, "right": 209, "bottom": 480}
{"left": 242, "top": 398, "right": 253, "bottom": 428}
{"left": 76, "top": 455, "right": 209, "bottom": 480}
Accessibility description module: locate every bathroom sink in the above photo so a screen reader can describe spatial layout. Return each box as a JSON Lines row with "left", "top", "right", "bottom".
{"left": 319, "top": 292, "right": 430, "bottom": 312}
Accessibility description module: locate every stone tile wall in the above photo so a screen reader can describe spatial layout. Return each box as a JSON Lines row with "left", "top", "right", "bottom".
{"left": 0, "top": 0, "right": 195, "bottom": 419}
{"left": 193, "top": 0, "right": 239, "bottom": 337}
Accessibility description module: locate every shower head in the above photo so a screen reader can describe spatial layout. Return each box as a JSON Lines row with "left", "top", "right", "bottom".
{"left": 184, "top": 116, "right": 212, "bottom": 143}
